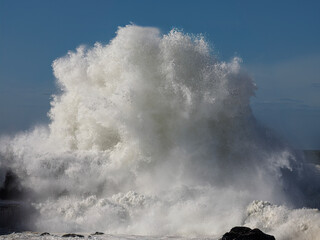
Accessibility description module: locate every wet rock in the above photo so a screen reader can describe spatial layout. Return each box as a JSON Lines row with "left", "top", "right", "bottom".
{"left": 0, "top": 200, "right": 38, "bottom": 232}
{"left": 62, "top": 233, "right": 84, "bottom": 238}
{"left": 0, "top": 171, "right": 25, "bottom": 201}
{"left": 221, "top": 226, "right": 275, "bottom": 240}
{"left": 0, "top": 170, "right": 38, "bottom": 232}
{"left": 91, "top": 232, "right": 104, "bottom": 235}
{"left": 40, "top": 232, "right": 50, "bottom": 236}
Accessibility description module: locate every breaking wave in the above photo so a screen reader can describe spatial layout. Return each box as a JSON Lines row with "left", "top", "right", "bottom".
{"left": 1, "top": 25, "right": 320, "bottom": 239}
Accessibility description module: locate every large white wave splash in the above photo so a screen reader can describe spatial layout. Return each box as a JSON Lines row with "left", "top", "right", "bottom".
{"left": 1, "top": 25, "right": 320, "bottom": 239}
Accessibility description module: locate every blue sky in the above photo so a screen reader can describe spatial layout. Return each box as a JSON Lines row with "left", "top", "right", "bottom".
{"left": 0, "top": 0, "right": 319, "bottom": 149}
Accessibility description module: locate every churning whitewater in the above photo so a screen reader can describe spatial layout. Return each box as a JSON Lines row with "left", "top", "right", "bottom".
{"left": 1, "top": 25, "right": 320, "bottom": 239}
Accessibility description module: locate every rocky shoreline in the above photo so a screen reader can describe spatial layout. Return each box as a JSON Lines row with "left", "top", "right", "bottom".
{"left": 0, "top": 227, "right": 275, "bottom": 240}
{"left": 1, "top": 232, "right": 216, "bottom": 240}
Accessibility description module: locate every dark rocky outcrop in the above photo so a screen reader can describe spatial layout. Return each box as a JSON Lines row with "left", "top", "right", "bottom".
{"left": 40, "top": 232, "right": 50, "bottom": 236}
{"left": 0, "top": 200, "right": 38, "bottom": 233}
{"left": 62, "top": 233, "right": 84, "bottom": 238}
{"left": 221, "top": 226, "right": 275, "bottom": 240}
{"left": 91, "top": 232, "right": 104, "bottom": 235}
{"left": 0, "top": 171, "right": 25, "bottom": 201}
{"left": 0, "top": 169, "right": 38, "bottom": 234}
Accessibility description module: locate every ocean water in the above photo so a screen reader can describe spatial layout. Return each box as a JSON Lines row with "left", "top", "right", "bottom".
{"left": 1, "top": 25, "right": 320, "bottom": 240}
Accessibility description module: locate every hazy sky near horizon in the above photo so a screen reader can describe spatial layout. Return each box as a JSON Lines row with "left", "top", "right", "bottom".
{"left": 0, "top": 0, "right": 319, "bottom": 149}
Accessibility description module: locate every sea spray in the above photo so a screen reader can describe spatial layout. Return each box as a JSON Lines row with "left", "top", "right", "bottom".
{"left": 1, "top": 25, "right": 320, "bottom": 239}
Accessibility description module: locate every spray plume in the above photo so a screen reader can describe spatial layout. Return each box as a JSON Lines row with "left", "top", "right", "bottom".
{"left": 1, "top": 25, "right": 320, "bottom": 239}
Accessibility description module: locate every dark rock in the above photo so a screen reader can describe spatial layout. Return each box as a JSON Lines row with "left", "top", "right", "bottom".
{"left": 221, "top": 226, "right": 275, "bottom": 240}
{"left": 0, "top": 170, "right": 25, "bottom": 200}
{"left": 0, "top": 170, "right": 38, "bottom": 233}
{"left": 0, "top": 200, "right": 38, "bottom": 232}
{"left": 40, "top": 232, "right": 50, "bottom": 236}
{"left": 62, "top": 233, "right": 84, "bottom": 238}
{"left": 91, "top": 232, "right": 104, "bottom": 235}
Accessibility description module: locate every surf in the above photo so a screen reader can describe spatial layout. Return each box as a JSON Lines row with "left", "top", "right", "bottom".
{"left": 1, "top": 25, "right": 320, "bottom": 239}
